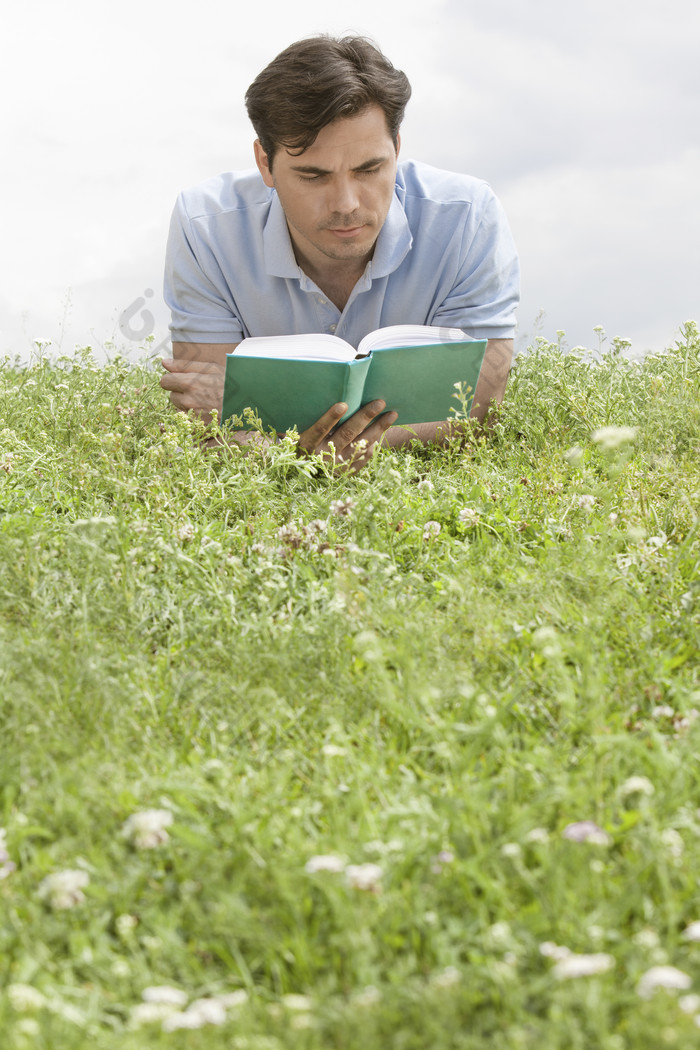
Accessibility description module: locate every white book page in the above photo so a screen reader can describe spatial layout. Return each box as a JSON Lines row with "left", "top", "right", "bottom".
{"left": 357, "top": 325, "right": 470, "bottom": 355}
{"left": 233, "top": 333, "right": 356, "bottom": 362}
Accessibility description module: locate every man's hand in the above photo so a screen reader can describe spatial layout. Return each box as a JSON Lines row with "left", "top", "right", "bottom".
{"left": 160, "top": 358, "right": 226, "bottom": 422}
{"left": 297, "top": 400, "right": 398, "bottom": 473}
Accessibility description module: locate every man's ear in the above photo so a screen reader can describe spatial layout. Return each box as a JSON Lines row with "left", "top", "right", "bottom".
{"left": 254, "top": 140, "right": 274, "bottom": 187}
{"left": 395, "top": 132, "right": 401, "bottom": 159}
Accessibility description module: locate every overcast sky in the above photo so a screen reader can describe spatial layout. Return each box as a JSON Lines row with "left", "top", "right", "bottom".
{"left": 3, "top": 0, "right": 698, "bottom": 361}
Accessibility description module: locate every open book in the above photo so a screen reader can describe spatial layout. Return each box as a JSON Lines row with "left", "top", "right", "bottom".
{"left": 222, "top": 325, "right": 487, "bottom": 433}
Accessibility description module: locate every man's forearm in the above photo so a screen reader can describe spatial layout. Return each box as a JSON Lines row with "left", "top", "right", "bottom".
{"left": 381, "top": 338, "right": 514, "bottom": 447}
{"left": 469, "top": 338, "right": 513, "bottom": 423}
{"left": 380, "top": 420, "right": 455, "bottom": 448}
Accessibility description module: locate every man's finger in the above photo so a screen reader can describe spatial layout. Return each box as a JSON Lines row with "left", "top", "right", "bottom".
{"left": 160, "top": 372, "right": 213, "bottom": 393}
{"left": 161, "top": 358, "right": 223, "bottom": 374}
{"left": 297, "top": 402, "right": 348, "bottom": 451}
{"left": 326, "top": 400, "right": 388, "bottom": 448}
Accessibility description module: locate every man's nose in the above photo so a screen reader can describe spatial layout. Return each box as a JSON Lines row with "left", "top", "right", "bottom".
{"left": 328, "top": 177, "right": 360, "bottom": 215}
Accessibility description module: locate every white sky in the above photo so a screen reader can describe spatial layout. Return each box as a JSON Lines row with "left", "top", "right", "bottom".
{"left": 2, "top": 0, "right": 698, "bottom": 360}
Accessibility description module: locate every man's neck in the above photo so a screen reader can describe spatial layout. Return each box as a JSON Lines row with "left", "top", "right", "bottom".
{"left": 297, "top": 253, "right": 369, "bottom": 313}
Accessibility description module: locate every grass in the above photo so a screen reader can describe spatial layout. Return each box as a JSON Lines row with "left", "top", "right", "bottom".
{"left": 0, "top": 322, "right": 699, "bottom": 1048}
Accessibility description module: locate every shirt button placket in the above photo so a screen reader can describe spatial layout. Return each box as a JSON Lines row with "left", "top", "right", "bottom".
{"left": 314, "top": 294, "right": 340, "bottom": 336}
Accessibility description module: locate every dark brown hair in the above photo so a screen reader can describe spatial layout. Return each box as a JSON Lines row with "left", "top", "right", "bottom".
{"left": 245, "top": 35, "right": 411, "bottom": 165}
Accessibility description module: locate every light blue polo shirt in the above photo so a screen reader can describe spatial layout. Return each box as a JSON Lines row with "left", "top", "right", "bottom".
{"left": 164, "top": 160, "right": 519, "bottom": 348}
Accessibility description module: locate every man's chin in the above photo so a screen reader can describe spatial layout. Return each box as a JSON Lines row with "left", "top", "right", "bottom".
{"left": 317, "top": 231, "right": 377, "bottom": 261}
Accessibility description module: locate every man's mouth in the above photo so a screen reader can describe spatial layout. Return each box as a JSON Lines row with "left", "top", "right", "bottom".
{"left": 327, "top": 226, "right": 365, "bottom": 238}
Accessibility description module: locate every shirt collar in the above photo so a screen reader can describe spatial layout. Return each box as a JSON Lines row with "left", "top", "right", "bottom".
{"left": 263, "top": 193, "right": 301, "bottom": 278}
{"left": 367, "top": 192, "right": 413, "bottom": 278}
{"left": 263, "top": 188, "right": 414, "bottom": 282}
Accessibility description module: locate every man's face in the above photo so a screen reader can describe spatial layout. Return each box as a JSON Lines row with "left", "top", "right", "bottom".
{"left": 254, "top": 105, "right": 400, "bottom": 274}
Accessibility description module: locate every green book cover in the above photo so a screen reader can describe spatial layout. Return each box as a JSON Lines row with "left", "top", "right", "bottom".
{"left": 222, "top": 338, "right": 487, "bottom": 433}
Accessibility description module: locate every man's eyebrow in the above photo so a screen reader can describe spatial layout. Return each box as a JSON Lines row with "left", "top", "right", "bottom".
{"left": 289, "top": 156, "right": 389, "bottom": 175}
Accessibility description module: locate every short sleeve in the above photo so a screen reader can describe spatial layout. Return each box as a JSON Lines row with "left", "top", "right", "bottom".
{"left": 163, "top": 193, "right": 245, "bottom": 345}
{"left": 431, "top": 187, "right": 520, "bottom": 340}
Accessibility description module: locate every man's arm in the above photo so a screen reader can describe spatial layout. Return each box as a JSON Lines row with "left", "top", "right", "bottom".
{"left": 381, "top": 337, "right": 513, "bottom": 447}
{"left": 160, "top": 343, "right": 396, "bottom": 466}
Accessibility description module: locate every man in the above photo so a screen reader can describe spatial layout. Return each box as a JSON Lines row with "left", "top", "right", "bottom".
{"left": 161, "top": 35, "right": 519, "bottom": 469}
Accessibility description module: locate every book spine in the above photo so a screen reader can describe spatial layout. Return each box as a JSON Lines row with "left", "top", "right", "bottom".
{"left": 338, "top": 358, "right": 372, "bottom": 421}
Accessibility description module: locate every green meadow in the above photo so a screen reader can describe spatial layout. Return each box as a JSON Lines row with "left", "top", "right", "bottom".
{"left": 1, "top": 323, "right": 699, "bottom": 1049}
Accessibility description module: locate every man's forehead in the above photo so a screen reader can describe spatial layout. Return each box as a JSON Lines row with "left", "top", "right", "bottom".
{"left": 280, "top": 106, "right": 396, "bottom": 165}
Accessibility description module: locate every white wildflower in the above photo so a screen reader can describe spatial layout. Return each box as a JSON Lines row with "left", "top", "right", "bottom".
{"left": 564, "top": 445, "right": 585, "bottom": 466}
{"left": 345, "top": 862, "right": 383, "bottom": 892}
{"left": 0, "top": 827, "right": 15, "bottom": 879}
{"left": 633, "top": 928, "right": 660, "bottom": 949}
{"left": 660, "top": 828, "right": 684, "bottom": 860}
{"left": 422, "top": 520, "right": 441, "bottom": 541}
{"left": 679, "top": 994, "right": 700, "bottom": 1014}
{"left": 8, "top": 984, "right": 48, "bottom": 1012}
{"left": 636, "top": 965, "right": 692, "bottom": 999}
{"left": 539, "top": 942, "right": 572, "bottom": 961}
{"left": 577, "top": 494, "right": 596, "bottom": 512}
{"left": 282, "top": 994, "right": 313, "bottom": 1011}
{"left": 458, "top": 507, "right": 479, "bottom": 525}
{"left": 353, "top": 985, "right": 381, "bottom": 1007}
{"left": 591, "top": 426, "right": 638, "bottom": 451}
{"left": 525, "top": 828, "right": 550, "bottom": 845}
{"left": 162, "top": 1011, "right": 204, "bottom": 1031}
{"left": 176, "top": 522, "right": 195, "bottom": 541}
{"left": 364, "top": 838, "right": 404, "bottom": 855}
{"left": 142, "top": 986, "right": 188, "bottom": 1007}
{"left": 290, "top": 1013, "right": 315, "bottom": 1030}
{"left": 200, "top": 536, "right": 223, "bottom": 555}
{"left": 417, "top": 478, "right": 434, "bottom": 493}
{"left": 215, "top": 990, "right": 249, "bottom": 1008}
{"left": 116, "top": 913, "right": 138, "bottom": 937}
{"left": 38, "top": 869, "right": 89, "bottom": 909}
{"left": 532, "top": 626, "right": 560, "bottom": 656}
{"left": 435, "top": 849, "right": 455, "bottom": 864}
{"left": 501, "top": 842, "right": 522, "bottom": 859}
{"left": 562, "top": 820, "right": 611, "bottom": 846}
{"left": 552, "top": 952, "right": 614, "bottom": 980}
{"left": 304, "top": 854, "right": 346, "bottom": 874}
{"left": 180, "top": 998, "right": 227, "bottom": 1026}
{"left": 620, "top": 776, "right": 655, "bottom": 798}
{"left": 16, "top": 1019, "right": 40, "bottom": 1037}
{"left": 488, "top": 921, "right": 513, "bottom": 947}
{"left": 321, "top": 744, "right": 346, "bottom": 757}
{"left": 121, "top": 809, "right": 173, "bottom": 849}
{"left": 48, "top": 1000, "right": 86, "bottom": 1026}
{"left": 277, "top": 523, "right": 304, "bottom": 548}
{"left": 431, "top": 966, "right": 461, "bottom": 988}
{"left": 682, "top": 922, "right": 700, "bottom": 943}
{"left": 130, "top": 1002, "right": 181, "bottom": 1027}
{"left": 330, "top": 497, "right": 355, "bottom": 517}
{"left": 652, "top": 705, "right": 675, "bottom": 720}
